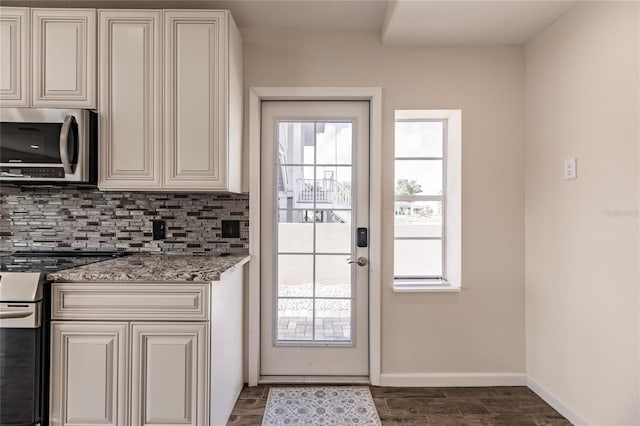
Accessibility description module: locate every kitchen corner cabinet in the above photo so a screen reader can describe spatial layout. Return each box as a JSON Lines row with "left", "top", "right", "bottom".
{"left": 0, "top": 7, "right": 97, "bottom": 108}
{"left": 0, "top": 7, "right": 29, "bottom": 107}
{"left": 99, "top": 9, "right": 243, "bottom": 193}
{"left": 49, "top": 267, "right": 244, "bottom": 426}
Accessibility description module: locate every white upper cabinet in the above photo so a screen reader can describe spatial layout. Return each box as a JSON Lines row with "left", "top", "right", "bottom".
{"left": 31, "top": 9, "right": 96, "bottom": 108}
{"left": 98, "top": 9, "right": 243, "bottom": 192}
{"left": 98, "top": 10, "right": 162, "bottom": 189}
{"left": 163, "top": 10, "right": 242, "bottom": 192}
{"left": 0, "top": 7, "right": 29, "bottom": 106}
{"left": 0, "top": 7, "right": 97, "bottom": 108}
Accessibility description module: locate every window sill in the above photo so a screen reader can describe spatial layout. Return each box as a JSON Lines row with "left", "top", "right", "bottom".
{"left": 393, "top": 279, "right": 461, "bottom": 293}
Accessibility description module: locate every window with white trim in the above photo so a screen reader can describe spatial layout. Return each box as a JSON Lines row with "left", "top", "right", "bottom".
{"left": 393, "top": 110, "right": 462, "bottom": 291}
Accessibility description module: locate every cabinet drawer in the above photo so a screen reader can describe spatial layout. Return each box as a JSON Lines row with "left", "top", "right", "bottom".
{"left": 52, "top": 283, "right": 209, "bottom": 320}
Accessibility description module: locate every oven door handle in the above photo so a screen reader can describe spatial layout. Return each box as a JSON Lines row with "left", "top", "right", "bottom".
{"left": 59, "top": 115, "right": 74, "bottom": 174}
{"left": 0, "top": 309, "right": 33, "bottom": 319}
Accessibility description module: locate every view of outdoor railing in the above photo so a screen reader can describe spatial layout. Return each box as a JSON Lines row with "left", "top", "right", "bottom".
{"left": 295, "top": 178, "right": 351, "bottom": 209}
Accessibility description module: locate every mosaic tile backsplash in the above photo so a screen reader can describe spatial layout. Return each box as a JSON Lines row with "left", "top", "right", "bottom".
{"left": 0, "top": 187, "right": 249, "bottom": 254}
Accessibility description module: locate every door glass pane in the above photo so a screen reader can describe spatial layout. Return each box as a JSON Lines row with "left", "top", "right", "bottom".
{"left": 315, "top": 255, "right": 351, "bottom": 298}
{"left": 316, "top": 217, "right": 351, "bottom": 253}
{"left": 277, "top": 299, "right": 313, "bottom": 341}
{"left": 277, "top": 166, "right": 314, "bottom": 209}
{"left": 395, "top": 121, "right": 444, "bottom": 158}
{"left": 278, "top": 210, "right": 314, "bottom": 253}
{"left": 315, "top": 299, "right": 351, "bottom": 341}
{"left": 395, "top": 160, "right": 443, "bottom": 196}
{"left": 315, "top": 166, "right": 352, "bottom": 209}
{"left": 394, "top": 239, "right": 443, "bottom": 277}
{"left": 316, "top": 122, "right": 352, "bottom": 164}
{"left": 278, "top": 121, "right": 314, "bottom": 165}
{"left": 394, "top": 201, "right": 443, "bottom": 238}
{"left": 275, "top": 120, "right": 357, "bottom": 344}
{"left": 278, "top": 255, "right": 313, "bottom": 297}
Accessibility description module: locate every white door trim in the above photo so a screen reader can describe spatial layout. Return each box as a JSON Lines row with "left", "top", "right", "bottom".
{"left": 248, "top": 87, "right": 382, "bottom": 386}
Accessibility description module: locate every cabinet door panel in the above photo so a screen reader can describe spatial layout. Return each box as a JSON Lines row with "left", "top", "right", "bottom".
{"left": 164, "top": 11, "right": 228, "bottom": 190}
{"left": 0, "top": 7, "right": 29, "bottom": 106}
{"left": 131, "top": 322, "right": 208, "bottom": 426}
{"left": 32, "top": 9, "right": 96, "bottom": 107}
{"left": 98, "top": 11, "right": 162, "bottom": 190}
{"left": 50, "top": 322, "right": 128, "bottom": 426}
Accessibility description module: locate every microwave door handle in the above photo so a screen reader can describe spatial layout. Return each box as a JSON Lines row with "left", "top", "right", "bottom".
{"left": 59, "top": 115, "right": 74, "bottom": 174}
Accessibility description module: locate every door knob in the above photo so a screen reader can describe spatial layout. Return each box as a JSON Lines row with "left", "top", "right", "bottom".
{"left": 347, "top": 257, "right": 368, "bottom": 267}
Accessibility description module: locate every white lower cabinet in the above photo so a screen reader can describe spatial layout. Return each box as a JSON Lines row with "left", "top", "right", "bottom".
{"left": 130, "top": 323, "right": 208, "bottom": 426}
{"left": 50, "top": 322, "right": 128, "bottom": 426}
{"left": 51, "top": 321, "right": 208, "bottom": 426}
{"left": 50, "top": 268, "right": 245, "bottom": 426}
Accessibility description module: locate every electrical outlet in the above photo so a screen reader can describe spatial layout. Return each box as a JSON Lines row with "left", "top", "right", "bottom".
{"left": 152, "top": 220, "right": 166, "bottom": 240}
{"left": 221, "top": 220, "right": 240, "bottom": 238}
{"left": 564, "top": 158, "right": 577, "bottom": 180}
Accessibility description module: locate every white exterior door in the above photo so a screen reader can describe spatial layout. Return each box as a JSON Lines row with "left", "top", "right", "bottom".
{"left": 260, "top": 101, "right": 370, "bottom": 377}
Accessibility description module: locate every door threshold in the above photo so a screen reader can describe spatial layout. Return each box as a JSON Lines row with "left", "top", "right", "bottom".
{"left": 259, "top": 375, "right": 370, "bottom": 385}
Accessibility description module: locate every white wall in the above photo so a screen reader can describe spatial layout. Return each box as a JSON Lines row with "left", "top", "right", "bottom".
{"left": 525, "top": 2, "right": 640, "bottom": 424}
{"left": 244, "top": 29, "right": 526, "bottom": 375}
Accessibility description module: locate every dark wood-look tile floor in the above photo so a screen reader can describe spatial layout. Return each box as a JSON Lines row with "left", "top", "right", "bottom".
{"left": 227, "top": 385, "right": 572, "bottom": 426}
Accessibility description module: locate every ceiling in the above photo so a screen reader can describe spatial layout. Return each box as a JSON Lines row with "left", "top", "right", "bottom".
{"left": 382, "top": 1, "right": 575, "bottom": 45}
{"left": 7, "top": 0, "right": 576, "bottom": 45}
{"left": 211, "top": 0, "right": 575, "bottom": 45}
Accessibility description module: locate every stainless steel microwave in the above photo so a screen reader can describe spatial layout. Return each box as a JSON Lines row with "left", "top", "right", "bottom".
{"left": 0, "top": 108, "right": 97, "bottom": 184}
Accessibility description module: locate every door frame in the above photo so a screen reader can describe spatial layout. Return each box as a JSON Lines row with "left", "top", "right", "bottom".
{"left": 248, "top": 87, "right": 382, "bottom": 386}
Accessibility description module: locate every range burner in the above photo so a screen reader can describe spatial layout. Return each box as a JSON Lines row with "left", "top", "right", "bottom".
{"left": 1, "top": 251, "right": 130, "bottom": 273}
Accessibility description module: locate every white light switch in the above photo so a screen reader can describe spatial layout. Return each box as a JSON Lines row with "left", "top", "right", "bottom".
{"left": 564, "top": 158, "right": 577, "bottom": 180}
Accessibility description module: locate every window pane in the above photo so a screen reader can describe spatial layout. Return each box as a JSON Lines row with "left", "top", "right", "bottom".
{"left": 394, "top": 201, "right": 443, "bottom": 238}
{"left": 395, "top": 160, "right": 443, "bottom": 196}
{"left": 395, "top": 121, "right": 444, "bottom": 158}
{"left": 394, "top": 239, "right": 443, "bottom": 277}
{"left": 316, "top": 122, "right": 352, "bottom": 164}
{"left": 278, "top": 210, "right": 314, "bottom": 252}
{"left": 316, "top": 219, "right": 351, "bottom": 253}
{"left": 277, "top": 298, "right": 313, "bottom": 341}
{"left": 278, "top": 255, "right": 313, "bottom": 297}
{"left": 315, "top": 255, "right": 351, "bottom": 298}
{"left": 315, "top": 299, "right": 351, "bottom": 341}
{"left": 278, "top": 121, "right": 314, "bottom": 165}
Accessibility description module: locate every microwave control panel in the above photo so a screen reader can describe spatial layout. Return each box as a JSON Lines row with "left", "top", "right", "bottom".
{"left": 0, "top": 167, "right": 65, "bottom": 179}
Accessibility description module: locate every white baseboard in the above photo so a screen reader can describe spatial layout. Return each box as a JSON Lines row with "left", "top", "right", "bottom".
{"left": 527, "top": 376, "right": 590, "bottom": 426}
{"left": 379, "top": 372, "right": 527, "bottom": 387}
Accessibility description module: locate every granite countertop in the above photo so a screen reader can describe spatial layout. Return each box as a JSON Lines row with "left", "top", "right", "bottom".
{"left": 47, "top": 253, "right": 250, "bottom": 283}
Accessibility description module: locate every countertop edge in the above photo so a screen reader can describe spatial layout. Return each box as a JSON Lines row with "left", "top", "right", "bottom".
{"left": 46, "top": 254, "right": 251, "bottom": 283}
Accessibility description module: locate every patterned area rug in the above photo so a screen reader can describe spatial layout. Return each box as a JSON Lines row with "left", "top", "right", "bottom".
{"left": 262, "top": 386, "right": 381, "bottom": 425}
